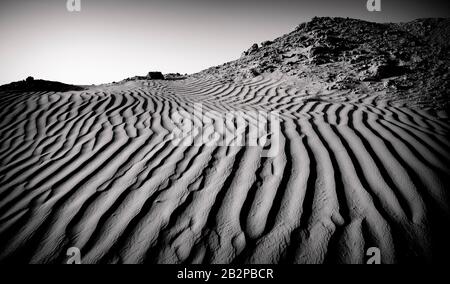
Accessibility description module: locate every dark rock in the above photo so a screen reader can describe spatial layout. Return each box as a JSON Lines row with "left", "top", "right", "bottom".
{"left": 243, "top": 44, "right": 259, "bottom": 56}
{"left": 147, "top": 72, "right": 165, "bottom": 80}
{"left": 249, "top": 68, "right": 260, "bottom": 77}
{"left": 261, "top": 41, "right": 273, "bottom": 47}
{"left": 310, "top": 45, "right": 331, "bottom": 57}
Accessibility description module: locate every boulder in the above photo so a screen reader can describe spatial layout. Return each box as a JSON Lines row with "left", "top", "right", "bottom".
{"left": 261, "top": 40, "right": 273, "bottom": 47}
{"left": 242, "top": 44, "right": 260, "bottom": 57}
{"left": 147, "top": 72, "right": 165, "bottom": 80}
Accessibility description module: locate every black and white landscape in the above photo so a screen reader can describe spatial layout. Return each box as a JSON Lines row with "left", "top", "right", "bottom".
{"left": 0, "top": 1, "right": 449, "bottom": 264}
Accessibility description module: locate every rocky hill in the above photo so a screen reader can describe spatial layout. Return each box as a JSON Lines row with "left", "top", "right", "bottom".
{"left": 0, "top": 77, "right": 85, "bottom": 92}
{"left": 194, "top": 17, "right": 450, "bottom": 110}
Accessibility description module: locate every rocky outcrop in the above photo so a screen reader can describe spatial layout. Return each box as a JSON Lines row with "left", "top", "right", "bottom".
{"left": 194, "top": 17, "right": 450, "bottom": 110}
{"left": 0, "top": 77, "right": 85, "bottom": 92}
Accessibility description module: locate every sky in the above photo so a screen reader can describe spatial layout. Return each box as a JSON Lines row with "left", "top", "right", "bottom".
{"left": 0, "top": 0, "right": 449, "bottom": 85}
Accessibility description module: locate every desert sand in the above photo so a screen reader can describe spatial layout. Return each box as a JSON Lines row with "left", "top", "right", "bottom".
{"left": 0, "top": 17, "right": 449, "bottom": 264}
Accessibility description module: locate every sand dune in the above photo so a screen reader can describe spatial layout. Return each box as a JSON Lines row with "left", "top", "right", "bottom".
{"left": 0, "top": 75, "right": 449, "bottom": 264}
